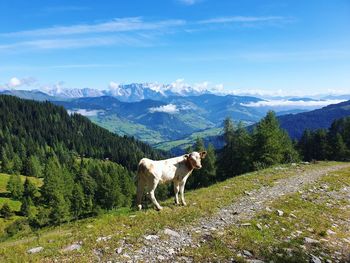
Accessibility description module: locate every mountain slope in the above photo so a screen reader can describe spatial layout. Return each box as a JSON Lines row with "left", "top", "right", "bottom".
{"left": 278, "top": 100, "right": 350, "bottom": 139}
{"left": 0, "top": 90, "right": 56, "bottom": 101}
{"left": 53, "top": 94, "right": 265, "bottom": 144}
{"left": 0, "top": 95, "right": 162, "bottom": 170}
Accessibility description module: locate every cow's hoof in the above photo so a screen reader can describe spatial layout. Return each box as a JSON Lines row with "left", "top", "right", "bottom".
{"left": 137, "top": 204, "right": 142, "bottom": 210}
{"left": 157, "top": 206, "right": 163, "bottom": 211}
{"left": 182, "top": 202, "right": 187, "bottom": 206}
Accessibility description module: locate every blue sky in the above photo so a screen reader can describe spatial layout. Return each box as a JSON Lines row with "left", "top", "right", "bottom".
{"left": 0, "top": 0, "right": 349, "bottom": 96}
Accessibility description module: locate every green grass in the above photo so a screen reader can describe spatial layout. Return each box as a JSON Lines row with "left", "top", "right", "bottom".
{"left": 183, "top": 166, "right": 350, "bottom": 262}
{"left": 0, "top": 173, "right": 42, "bottom": 193}
{"left": 90, "top": 114, "right": 165, "bottom": 144}
{"left": 0, "top": 173, "right": 43, "bottom": 243}
{"left": 154, "top": 127, "right": 223, "bottom": 151}
{"left": 0, "top": 162, "right": 343, "bottom": 262}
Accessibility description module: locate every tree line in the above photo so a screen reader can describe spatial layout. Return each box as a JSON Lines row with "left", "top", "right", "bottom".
{"left": 0, "top": 95, "right": 162, "bottom": 175}
{"left": 297, "top": 116, "right": 350, "bottom": 161}
{"left": 1, "top": 156, "right": 136, "bottom": 237}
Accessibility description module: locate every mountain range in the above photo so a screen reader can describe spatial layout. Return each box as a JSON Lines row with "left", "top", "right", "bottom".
{"left": 1, "top": 84, "right": 350, "bottom": 151}
{"left": 53, "top": 94, "right": 265, "bottom": 145}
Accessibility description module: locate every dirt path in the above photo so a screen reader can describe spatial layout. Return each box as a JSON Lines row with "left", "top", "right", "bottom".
{"left": 115, "top": 163, "right": 350, "bottom": 262}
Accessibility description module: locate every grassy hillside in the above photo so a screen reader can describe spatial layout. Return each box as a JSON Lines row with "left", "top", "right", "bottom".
{"left": 0, "top": 173, "right": 42, "bottom": 238}
{"left": 0, "top": 162, "right": 347, "bottom": 262}
{"left": 154, "top": 127, "right": 223, "bottom": 152}
{"left": 89, "top": 114, "right": 165, "bottom": 144}
{"left": 186, "top": 168, "right": 350, "bottom": 262}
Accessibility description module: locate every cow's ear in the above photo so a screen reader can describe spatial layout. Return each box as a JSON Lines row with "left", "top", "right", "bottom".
{"left": 200, "top": 151, "right": 207, "bottom": 159}
{"left": 184, "top": 154, "right": 189, "bottom": 159}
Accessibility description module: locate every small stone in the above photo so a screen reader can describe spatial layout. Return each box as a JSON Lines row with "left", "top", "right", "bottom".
{"left": 86, "top": 224, "right": 93, "bottom": 228}
{"left": 307, "top": 228, "right": 315, "bottom": 233}
{"left": 116, "top": 247, "right": 123, "bottom": 254}
{"left": 96, "top": 235, "right": 112, "bottom": 242}
{"left": 304, "top": 237, "right": 320, "bottom": 244}
{"left": 310, "top": 254, "right": 322, "bottom": 263}
{"left": 256, "top": 223, "right": 263, "bottom": 230}
{"left": 265, "top": 207, "right": 272, "bottom": 212}
{"left": 62, "top": 243, "right": 82, "bottom": 252}
{"left": 246, "top": 260, "right": 266, "bottom": 263}
{"left": 277, "top": 210, "right": 284, "bottom": 216}
{"left": 167, "top": 248, "right": 175, "bottom": 255}
{"left": 157, "top": 255, "right": 165, "bottom": 261}
{"left": 129, "top": 215, "right": 136, "bottom": 218}
{"left": 281, "top": 227, "right": 286, "bottom": 232}
{"left": 144, "top": 234, "right": 159, "bottom": 240}
{"left": 244, "top": 191, "right": 252, "bottom": 196}
{"left": 243, "top": 250, "right": 253, "bottom": 257}
{"left": 164, "top": 228, "right": 180, "bottom": 238}
{"left": 27, "top": 247, "right": 44, "bottom": 254}
{"left": 241, "top": 223, "right": 252, "bottom": 227}
{"left": 290, "top": 213, "right": 297, "bottom": 218}
{"left": 326, "top": 229, "right": 336, "bottom": 235}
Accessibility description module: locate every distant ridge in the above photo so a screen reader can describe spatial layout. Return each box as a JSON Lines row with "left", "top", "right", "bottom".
{"left": 278, "top": 100, "right": 350, "bottom": 139}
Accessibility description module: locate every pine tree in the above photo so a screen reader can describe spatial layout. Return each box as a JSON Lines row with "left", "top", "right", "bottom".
{"left": 217, "top": 117, "right": 236, "bottom": 180}
{"left": 0, "top": 203, "right": 13, "bottom": 219}
{"left": 330, "top": 133, "right": 348, "bottom": 161}
{"left": 20, "top": 197, "right": 31, "bottom": 217}
{"left": 71, "top": 183, "right": 85, "bottom": 219}
{"left": 50, "top": 189, "right": 71, "bottom": 225}
{"left": 251, "top": 111, "right": 297, "bottom": 168}
{"left": 200, "top": 143, "right": 217, "bottom": 187}
{"left": 298, "top": 129, "right": 314, "bottom": 161}
{"left": 25, "top": 155, "right": 42, "bottom": 177}
{"left": 22, "top": 177, "right": 38, "bottom": 205}
{"left": 7, "top": 174, "right": 24, "bottom": 200}
{"left": 41, "top": 156, "right": 72, "bottom": 224}
{"left": 13, "top": 153, "right": 23, "bottom": 174}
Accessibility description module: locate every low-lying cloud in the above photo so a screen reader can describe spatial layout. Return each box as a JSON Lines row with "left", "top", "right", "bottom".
{"left": 149, "top": 104, "right": 179, "bottom": 114}
{"left": 241, "top": 99, "right": 346, "bottom": 108}
{"left": 68, "top": 109, "right": 104, "bottom": 116}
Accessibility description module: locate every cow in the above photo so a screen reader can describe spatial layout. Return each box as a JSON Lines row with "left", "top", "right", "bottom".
{"left": 136, "top": 151, "right": 207, "bottom": 210}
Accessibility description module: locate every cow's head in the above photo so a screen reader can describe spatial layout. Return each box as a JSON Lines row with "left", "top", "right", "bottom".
{"left": 185, "top": 151, "right": 207, "bottom": 169}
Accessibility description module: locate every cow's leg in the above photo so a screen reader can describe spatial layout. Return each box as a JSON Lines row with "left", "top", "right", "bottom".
{"left": 174, "top": 182, "right": 180, "bottom": 205}
{"left": 149, "top": 179, "right": 163, "bottom": 210}
{"left": 180, "top": 180, "right": 187, "bottom": 206}
{"left": 136, "top": 176, "right": 144, "bottom": 210}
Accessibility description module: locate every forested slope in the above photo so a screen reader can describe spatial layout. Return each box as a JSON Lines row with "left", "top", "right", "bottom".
{"left": 0, "top": 95, "right": 162, "bottom": 172}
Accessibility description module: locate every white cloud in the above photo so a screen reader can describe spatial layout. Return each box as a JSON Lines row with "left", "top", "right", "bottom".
{"left": 169, "top": 79, "right": 191, "bottom": 93}
{"left": 8, "top": 77, "right": 21, "bottom": 88}
{"left": 149, "top": 104, "right": 179, "bottom": 114}
{"left": 68, "top": 109, "right": 104, "bottom": 116}
{"left": 198, "top": 16, "right": 286, "bottom": 25}
{"left": 193, "top": 81, "right": 209, "bottom": 92}
{"left": 241, "top": 99, "right": 346, "bottom": 108}
{"left": 0, "top": 36, "right": 147, "bottom": 51}
{"left": 3, "top": 77, "right": 37, "bottom": 89}
{"left": 2, "top": 17, "right": 186, "bottom": 37}
{"left": 178, "top": 0, "right": 200, "bottom": 5}
{"left": 109, "top": 81, "right": 120, "bottom": 89}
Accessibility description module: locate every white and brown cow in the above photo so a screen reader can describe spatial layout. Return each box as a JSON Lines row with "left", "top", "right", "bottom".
{"left": 136, "top": 151, "right": 207, "bottom": 210}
